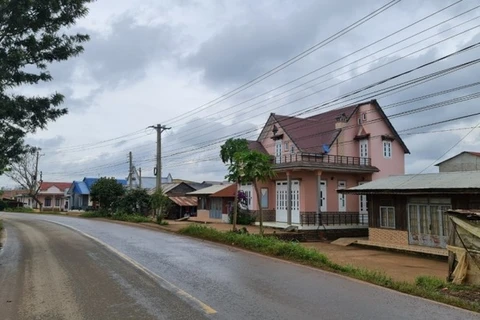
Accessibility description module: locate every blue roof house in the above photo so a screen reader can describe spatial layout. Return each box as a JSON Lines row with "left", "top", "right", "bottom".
{"left": 67, "top": 177, "right": 127, "bottom": 210}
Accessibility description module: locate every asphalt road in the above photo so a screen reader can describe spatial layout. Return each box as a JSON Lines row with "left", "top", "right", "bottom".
{"left": 0, "top": 213, "right": 478, "bottom": 320}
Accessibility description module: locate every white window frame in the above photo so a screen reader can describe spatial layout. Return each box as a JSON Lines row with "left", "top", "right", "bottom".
{"left": 357, "top": 118, "right": 362, "bottom": 125}
{"left": 383, "top": 140, "right": 392, "bottom": 159}
{"left": 284, "top": 142, "right": 289, "bottom": 152}
{"left": 240, "top": 183, "right": 253, "bottom": 210}
{"left": 290, "top": 145, "right": 295, "bottom": 154}
{"left": 362, "top": 113, "right": 367, "bottom": 121}
{"left": 380, "top": 206, "right": 395, "bottom": 229}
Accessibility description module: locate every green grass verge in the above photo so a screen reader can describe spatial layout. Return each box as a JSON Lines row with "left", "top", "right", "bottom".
{"left": 179, "top": 224, "right": 480, "bottom": 313}
{"left": 4, "top": 207, "right": 61, "bottom": 214}
{"left": 80, "top": 211, "right": 151, "bottom": 223}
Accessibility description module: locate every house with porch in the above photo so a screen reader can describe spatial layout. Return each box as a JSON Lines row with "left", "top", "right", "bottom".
{"left": 17, "top": 182, "right": 71, "bottom": 211}
{"left": 240, "top": 99, "right": 409, "bottom": 229}
{"left": 187, "top": 184, "right": 236, "bottom": 223}
{"left": 340, "top": 171, "right": 480, "bottom": 249}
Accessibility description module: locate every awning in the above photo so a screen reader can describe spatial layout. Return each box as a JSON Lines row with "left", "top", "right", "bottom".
{"left": 169, "top": 196, "right": 197, "bottom": 207}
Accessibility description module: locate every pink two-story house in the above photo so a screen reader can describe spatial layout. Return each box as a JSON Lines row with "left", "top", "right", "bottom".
{"left": 240, "top": 99, "right": 409, "bottom": 228}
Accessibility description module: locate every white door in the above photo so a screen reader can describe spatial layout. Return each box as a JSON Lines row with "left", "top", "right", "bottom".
{"left": 358, "top": 182, "right": 367, "bottom": 214}
{"left": 240, "top": 183, "right": 253, "bottom": 210}
{"left": 276, "top": 180, "right": 300, "bottom": 223}
{"left": 359, "top": 139, "right": 368, "bottom": 165}
{"left": 338, "top": 181, "right": 346, "bottom": 212}
{"left": 319, "top": 180, "right": 327, "bottom": 212}
{"left": 275, "top": 140, "right": 282, "bottom": 163}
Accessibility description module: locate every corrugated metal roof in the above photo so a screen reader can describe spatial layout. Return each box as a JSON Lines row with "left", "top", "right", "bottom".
{"left": 169, "top": 196, "right": 197, "bottom": 207}
{"left": 345, "top": 171, "right": 480, "bottom": 193}
{"left": 187, "top": 184, "right": 233, "bottom": 195}
{"left": 73, "top": 181, "right": 90, "bottom": 195}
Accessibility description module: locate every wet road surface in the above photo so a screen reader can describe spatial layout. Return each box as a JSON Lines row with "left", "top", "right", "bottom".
{"left": 0, "top": 212, "right": 478, "bottom": 320}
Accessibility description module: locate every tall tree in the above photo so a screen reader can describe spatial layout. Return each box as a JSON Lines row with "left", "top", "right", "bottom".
{"left": 90, "top": 177, "right": 125, "bottom": 211}
{"left": 5, "top": 149, "right": 43, "bottom": 210}
{"left": 233, "top": 150, "right": 275, "bottom": 236}
{"left": 220, "top": 138, "right": 249, "bottom": 231}
{"left": 0, "top": 0, "right": 93, "bottom": 174}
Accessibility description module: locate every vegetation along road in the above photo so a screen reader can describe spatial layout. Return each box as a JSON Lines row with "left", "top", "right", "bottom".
{"left": 0, "top": 212, "right": 478, "bottom": 320}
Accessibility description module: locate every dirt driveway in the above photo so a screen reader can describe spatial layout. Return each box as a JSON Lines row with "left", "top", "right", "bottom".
{"left": 302, "top": 242, "right": 447, "bottom": 283}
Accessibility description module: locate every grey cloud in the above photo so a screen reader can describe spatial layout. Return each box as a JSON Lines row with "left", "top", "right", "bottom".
{"left": 26, "top": 135, "right": 66, "bottom": 150}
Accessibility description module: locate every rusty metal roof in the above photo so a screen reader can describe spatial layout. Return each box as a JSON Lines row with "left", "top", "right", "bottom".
{"left": 169, "top": 196, "right": 197, "bottom": 207}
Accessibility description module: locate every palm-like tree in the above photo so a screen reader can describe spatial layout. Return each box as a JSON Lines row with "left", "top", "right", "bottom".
{"left": 220, "top": 138, "right": 248, "bottom": 231}
{"left": 234, "top": 150, "right": 275, "bottom": 236}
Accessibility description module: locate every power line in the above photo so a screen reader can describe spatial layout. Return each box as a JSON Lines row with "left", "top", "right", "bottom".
{"left": 165, "top": 1, "right": 473, "bottom": 129}
{"left": 163, "top": 0, "right": 403, "bottom": 125}
{"left": 157, "top": 19, "right": 480, "bottom": 149}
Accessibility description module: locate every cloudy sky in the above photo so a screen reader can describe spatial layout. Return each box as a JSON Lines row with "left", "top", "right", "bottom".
{"left": 2, "top": 0, "right": 480, "bottom": 188}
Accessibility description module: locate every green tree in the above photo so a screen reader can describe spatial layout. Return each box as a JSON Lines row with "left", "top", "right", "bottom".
{"left": 151, "top": 189, "right": 172, "bottom": 222}
{"left": 90, "top": 177, "right": 125, "bottom": 211}
{"left": 233, "top": 151, "right": 275, "bottom": 236}
{"left": 118, "top": 188, "right": 151, "bottom": 216}
{"left": 0, "top": 0, "right": 93, "bottom": 174}
{"left": 220, "top": 138, "right": 249, "bottom": 231}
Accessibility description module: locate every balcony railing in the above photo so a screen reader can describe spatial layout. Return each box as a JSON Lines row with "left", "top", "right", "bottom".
{"left": 301, "top": 212, "right": 369, "bottom": 226}
{"left": 274, "top": 153, "right": 372, "bottom": 167}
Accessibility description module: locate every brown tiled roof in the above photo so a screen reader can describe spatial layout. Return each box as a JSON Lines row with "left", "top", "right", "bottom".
{"left": 273, "top": 105, "right": 358, "bottom": 153}
{"left": 40, "top": 182, "right": 71, "bottom": 192}
{"left": 268, "top": 100, "right": 409, "bottom": 154}
{"left": 247, "top": 140, "right": 268, "bottom": 154}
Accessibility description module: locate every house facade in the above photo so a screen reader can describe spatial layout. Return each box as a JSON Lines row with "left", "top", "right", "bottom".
{"left": 17, "top": 182, "right": 71, "bottom": 211}
{"left": 161, "top": 182, "right": 197, "bottom": 219}
{"left": 187, "top": 184, "right": 235, "bottom": 223}
{"left": 340, "top": 171, "right": 480, "bottom": 249}
{"left": 241, "top": 99, "right": 409, "bottom": 227}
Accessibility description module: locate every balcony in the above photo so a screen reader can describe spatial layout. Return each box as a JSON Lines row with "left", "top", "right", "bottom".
{"left": 272, "top": 153, "right": 378, "bottom": 173}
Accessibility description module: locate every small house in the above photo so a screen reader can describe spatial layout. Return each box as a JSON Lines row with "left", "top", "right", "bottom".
{"left": 340, "top": 171, "right": 480, "bottom": 249}
{"left": 187, "top": 184, "right": 236, "bottom": 223}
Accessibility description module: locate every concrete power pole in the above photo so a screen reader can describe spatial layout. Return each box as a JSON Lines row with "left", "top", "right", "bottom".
{"left": 139, "top": 167, "right": 142, "bottom": 189}
{"left": 129, "top": 151, "right": 133, "bottom": 189}
{"left": 149, "top": 124, "right": 171, "bottom": 193}
{"left": 34, "top": 150, "right": 40, "bottom": 185}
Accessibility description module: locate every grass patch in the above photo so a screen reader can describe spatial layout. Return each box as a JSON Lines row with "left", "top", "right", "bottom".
{"left": 81, "top": 211, "right": 151, "bottom": 223}
{"left": 4, "top": 207, "right": 35, "bottom": 213}
{"left": 158, "top": 220, "right": 169, "bottom": 226}
{"left": 111, "top": 214, "right": 151, "bottom": 223}
{"left": 80, "top": 211, "right": 109, "bottom": 218}
{"left": 4, "top": 207, "right": 61, "bottom": 214}
{"left": 179, "top": 225, "right": 480, "bottom": 313}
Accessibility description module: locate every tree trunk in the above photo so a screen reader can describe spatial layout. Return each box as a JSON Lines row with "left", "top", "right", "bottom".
{"left": 253, "top": 181, "right": 263, "bottom": 236}
{"left": 232, "top": 179, "right": 239, "bottom": 232}
{"left": 32, "top": 195, "right": 42, "bottom": 211}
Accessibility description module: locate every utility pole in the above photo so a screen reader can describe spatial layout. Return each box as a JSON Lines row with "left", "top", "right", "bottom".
{"left": 148, "top": 124, "right": 171, "bottom": 193}
{"left": 139, "top": 167, "right": 142, "bottom": 189}
{"left": 129, "top": 151, "right": 133, "bottom": 189}
{"left": 34, "top": 150, "right": 40, "bottom": 185}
